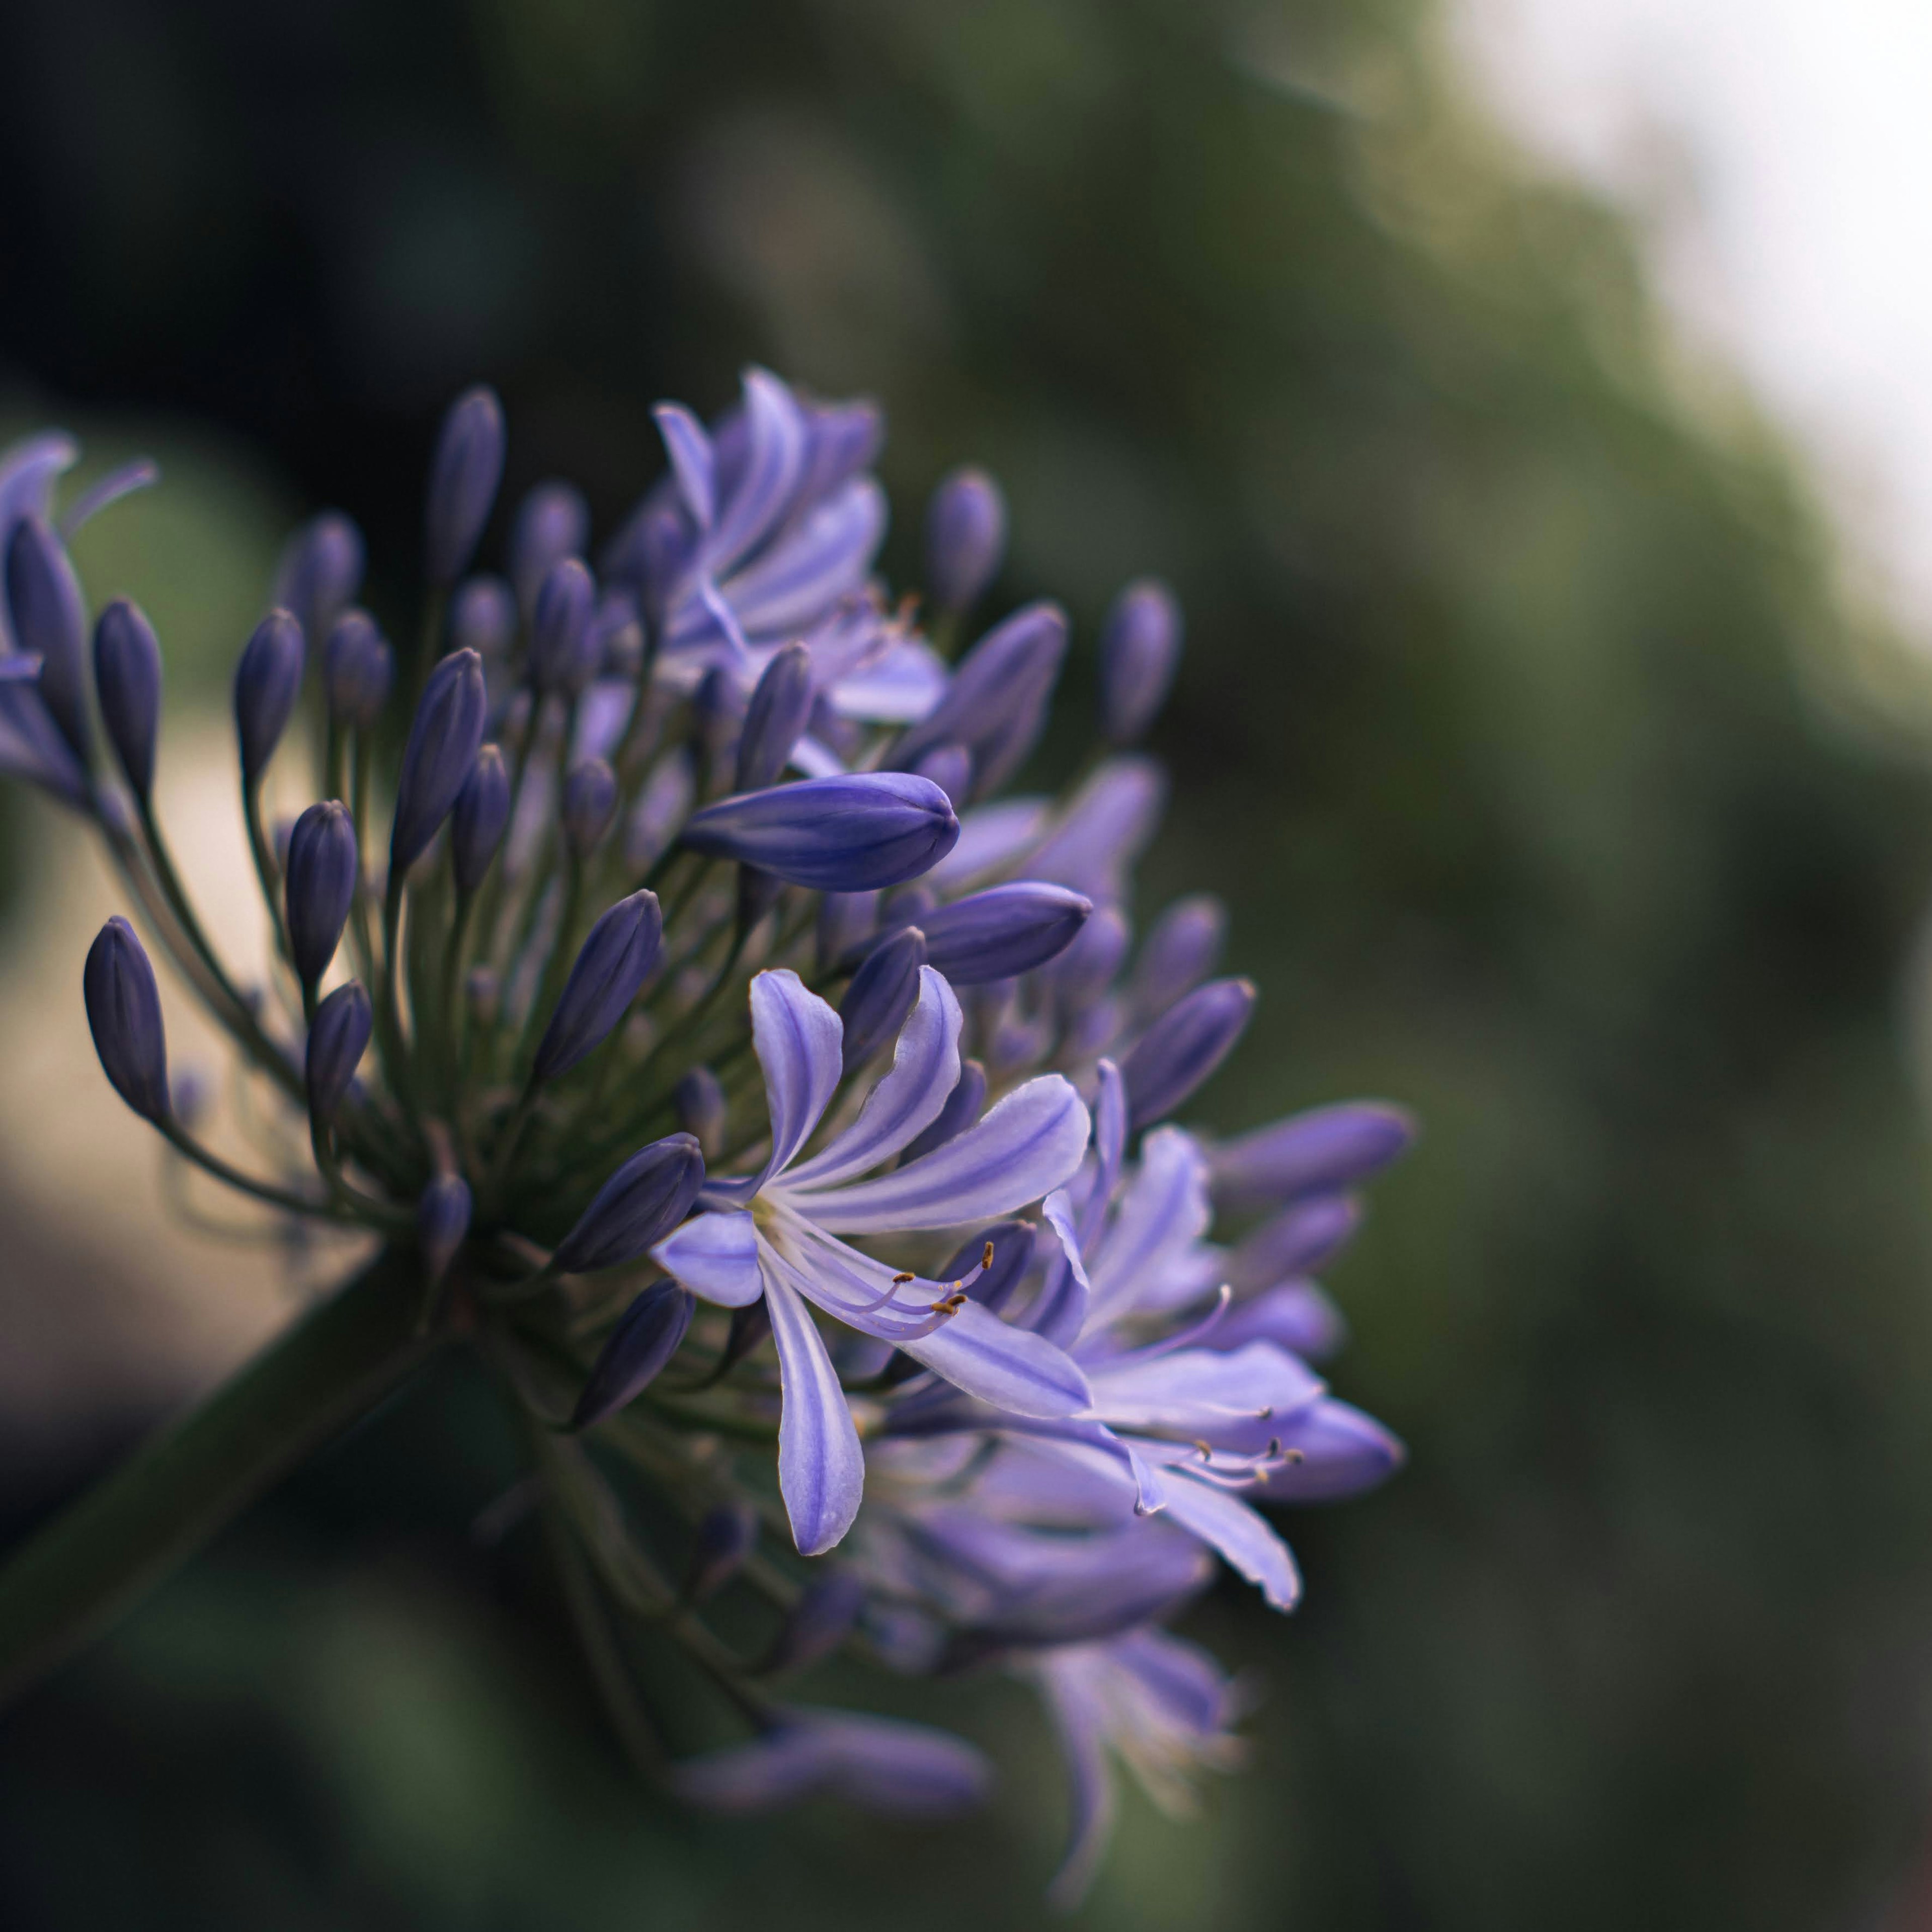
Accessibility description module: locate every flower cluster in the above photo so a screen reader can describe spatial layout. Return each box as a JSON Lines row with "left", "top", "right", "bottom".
{"left": 0, "top": 372, "right": 1412, "bottom": 1897}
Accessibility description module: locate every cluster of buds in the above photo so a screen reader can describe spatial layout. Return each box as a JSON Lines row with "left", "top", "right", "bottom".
{"left": 0, "top": 374, "right": 1412, "bottom": 1898}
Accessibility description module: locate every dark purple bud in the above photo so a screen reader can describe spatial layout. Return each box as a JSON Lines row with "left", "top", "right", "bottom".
{"left": 274, "top": 512, "right": 365, "bottom": 645}
{"left": 591, "top": 592, "right": 647, "bottom": 680}
{"left": 1133, "top": 894, "right": 1226, "bottom": 1019}
{"left": 390, "top": 649, "right": 488, "bottom": 873}
{"left": 233, "top": 609, "right": 305, "bottom": 788}
{"left": 721, "top": 1298, "right": 772, "bottom": 1377}
{"left": 1209, "top": 1102, "right": 1417, "bottom": 1214}
{"left": 893, "top": 882, "right": 1090, "bottom": 986}
{"left": 892, "top": 601, "right": 1066, "bottom": 778}
{"left": 674, "top": 1066, "right": 728, "bottom": 1157}
{"left": 1225, "top": 1195, "right": 1364, "bottom": 1292}
{"left": 840, "top": 926, "right": 926, "bottom": 1075}
{"left": 532, "top": 890, "right": 664, "bottom": 1084}
{"left": 1120, "top": 977, "right": 1256, "bottom": 1132}
{"left": 418, "top": 1174, "right": 472, "bottom": 1285}
{"left": 816, "top": 891, "right": 877, "bottom": 974}
{"left": 912, "top": 744, "right": 970, "bottom": 809}
{"left": 7, "top": 516, "right": 90, "bottom": 763}
{"left": 551, "top": 1133, "right": 705, "bottom": 1275}
{"left": 1209, "top": 1280, "right": 1348, "bottom": 1362}
{"left": 284, "top": 800, "right": 359, "bottom": 988}
{"left": 603, "top": 498, "right": 688, "bottom": 625}
{"left": 92, "top": 599, "right": 162, "bottom": 799}
{"left": 511, "top": 480, "right": 590, "bottom": 614}
{"left": 83, "top": 916, "right": 169, "bottom": 1122}
{"left": 686, "top": 1503, "right": 758, "bottom": 1603}
{"left": 924, "top": 466, "right": 1006, "bottom": 612}
{"left": 451, "top": 744, "right": 510, "bottom": 894}
{"left": 693, "top": 664, "right": 747, "bottom": 782}
{"left": 736, "top": 641, "right": 814, "bottom": 791}
{"left": 1258, "top": 1398, "right": 1405, "bottom": 1501}
{"left": 936, "top": 1219, "right": 1034, "bottom": 1315}
{"left": 902, "top": 1057, "right": 987, "bottom": 1162}
{"left": 1098, "top": 579, "right": 1182, "bottom": 745}
{"left": 322, "top": 610, "right": 393, "bottom": 731}
{"left": 759, "top": 1569, "right": 866, "bottom": 1676}
{"left": 570, "top": 1280, "right": 695, "bottom": 1429}
{"left": 450, "top": 575, "right": 517, "bottom": 658}
{"left": 682, "top": 774, "right": 958, "bottom": 893}
{"left": 424, "top": 386, "right": 506, "bottom": 585}
{"left": 529, "top": 556, "right": 597, "bottom": 695}
{"left": 305, "top": 980, "right": 372, "bottom": 1125}
{"left": 561, "top": 758, "right": 617, "bottom": 857}
{"left": 1050, "top": 904, "right": 1130, "bottom": 1013}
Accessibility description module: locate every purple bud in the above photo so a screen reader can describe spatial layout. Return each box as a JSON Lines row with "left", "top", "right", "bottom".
{"left": 570, "top": 1280, "right": 695, "bottom": 1430}
{"left": 674, "top": 1066, "right": 727, "bottom": 1157}
{"left": 892, "top": 601, "right": 1066, "bottom": 782}
{"left": 274, "top": 512, "right": 365, "bottom": 645}
{"left": 510, "top": 480, "right": 590, "bottom": 614}
{"left": 7, "top": 516, "right": 90, "bottom": 763}
{"left": 424, "top": 386, "right": 506, "bottom": 585}
{"left": 322, "top": 610, "right": 393, "bottom": 732}
{"left": 450, "top": 575, "right": 518, "bottom": 658}
{"left": 83, "top": 916, "right": 169, "bottom": 1122}
{"left": 305, "top": 980, "right": 372, "bottom": 1125}
{"left": 529, "top": 556, "right": 597, "bottom": 695}
{"left": 1120, "top": 977, "right": 1256, "bottom": 1132}
{"left": 840, "top": 926, "right": 927, "bottom": 1075}
{"left": 760, "top": 1570, "right": 866, "bottom": 1676}
{"left": 1049, "top": 904, "right": 1130, "bottom": 1013}
{"left": 1209, "top": 1280, "right": 1348, "bottom": 1362}
{"left": 1225, "top": 1194, "right": 1363, "bottom": 1291}
{"left": 561, "top": 758, "right": 617, "bottom": 857}
{"left": 674, "top": 1711, "right": 991, "bottom": 1817}
{"left": 284, "top": 800, "right": 359, "bottom": 987}
{"left": 693, "top": 664, "right": 747, "bottom": 780}
{"left": 233, "top": 609, "right": 305, "bottom": 788}
{"left": 451, "top": 744, "right": 510, "bottom": 894}
{"left": 93, "top": 599, "right": 162, "bottom": 799}
{"left": 886, "top": 881, "right": 1090, "bottom": 986}
{"left": 622, "top": 748, "right": 694, "bottom": 872}
{"left": 390, "top": 649, "right": 488, "bottom": 873}
{"left": 816, "top": 891, "right": 877, "bottom": 974}
{"left": 1098, "top": 579, "right": 1183, "bottom": 745}
{"left": 912, "top": 744, "right": 970, "bottom": 809}
{"left": 735, "top": 641, "right": 814, "bottom": 791}
{"left": 924, "top": 466, "right": 1006, "bottom": 612}
{"left": 1132, "top": 894, "right": 1226, "bottom": 1018}
{"left": 902, "top": 1057, "right": 986, "bottom": 1162}
{"left": 1209, "top": 1103, "right": 1417, "bottom": 1214}
{"left": 682, "top": 774, "right": 959, "bottom": 893}
{"left": 589, "top": 589, "right": 647, "bottom": 680}
{"left": 686, "top": 1503, "right": 758, "bottom": 1603}
{"left": 936, "top": 1219, "right": 1034, "bottom": 1315}
{"left": 418, "top": 1174, "right": 472, "bottom": 1284}
{"left": 532, "top": 890, "right": 664, "bottom": 1084}
{"left": 552, "top": 1133, "right": 705, "bottom": 1275}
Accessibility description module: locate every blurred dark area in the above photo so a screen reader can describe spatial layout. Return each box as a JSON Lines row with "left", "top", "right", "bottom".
{"left": 7, "top": 0, "right": 1932, "bottom": 1925}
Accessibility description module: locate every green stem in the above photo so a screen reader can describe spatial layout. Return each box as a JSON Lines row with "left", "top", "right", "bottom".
{"left": 0, "top": 1249, "right": 442, "bottom": 1708}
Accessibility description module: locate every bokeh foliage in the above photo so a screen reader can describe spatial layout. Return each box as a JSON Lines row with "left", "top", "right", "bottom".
{"left": 5, "top": 0, "right": 1932, "bottom": 1925}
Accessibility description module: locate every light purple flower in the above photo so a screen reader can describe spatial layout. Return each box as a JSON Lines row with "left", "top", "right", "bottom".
{"left": 653, "top": 965, "right": 1093, "bottom": 1555}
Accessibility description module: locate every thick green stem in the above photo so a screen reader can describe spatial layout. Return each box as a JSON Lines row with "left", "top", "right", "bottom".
{"left": 0, "top": 1248, "right": 443, "bottom": 1708}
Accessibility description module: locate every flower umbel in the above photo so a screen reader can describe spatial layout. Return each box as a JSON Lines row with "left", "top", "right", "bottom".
{"left": 0, "top": 371, "right": 1413, "bottom": 1901}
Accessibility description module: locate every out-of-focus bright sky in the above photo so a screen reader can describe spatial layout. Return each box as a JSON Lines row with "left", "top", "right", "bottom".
{"left": 1452, "top": 0, "right": 1932, "bottom": 638}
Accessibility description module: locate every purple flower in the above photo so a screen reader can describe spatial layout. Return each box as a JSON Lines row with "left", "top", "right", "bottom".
{"left": 1209, "top": 1101, "right": 1417, "bottom": 1213}
{"left": 652, "top": 967, "right": 1092, "bottom": 1554}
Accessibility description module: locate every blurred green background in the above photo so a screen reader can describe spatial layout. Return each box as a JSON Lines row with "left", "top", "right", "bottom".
{"left": 7, "top": 0, "right": 1932, "bottom": 1925}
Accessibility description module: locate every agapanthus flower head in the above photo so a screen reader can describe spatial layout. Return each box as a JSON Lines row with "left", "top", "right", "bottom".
{"left": 0, "top": 383, "right": 1414, "bottom": 1902}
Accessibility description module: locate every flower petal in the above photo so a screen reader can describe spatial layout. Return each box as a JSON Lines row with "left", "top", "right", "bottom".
{"left": 706, "top": 367, "right": 808, "bottom": 577}
{"left": 675, "top": 1709, "right": 990, "bottom": 1817}
{"left": 653, "top": 403, "right": 715, "bottom": 531}
{"left": 1028, "top": 1187, "right": 1092, "bottom": 1348}
{"left": 782, "top": 967, "right": 963, "bottom": 1190}
{"left": 1156, "top": 1472, "right": 1302, "bottom": 1611}
{"left": 725, "top": 478, "right": 884, "bottom": 638}
{"left": 1083, "top": 1341, "right": 1325, "bottom": 1443}
{"left": 790, "top": 1073, "right": 1089, "bottom": 1234}
{"left": 1037, "top": 1654, "right": 1118, "bottom": 1912}
{"left": 651, "top": 1211, "right": 764, "bottom": 1307}
{"left": 902, "top": 1301, "right": 1091, "bottom": 1419}
{"left": 765, "top": 1269, "right": 865, "bottom": 1555}
{"left": 720, "top": 970, "right": 842, "bottom": 1196}
{"left": 1087, "top": 1126, "right": 1213, "bottom": 1321}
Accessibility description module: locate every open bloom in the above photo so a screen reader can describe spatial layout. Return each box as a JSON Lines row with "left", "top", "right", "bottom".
{"left": 654, "top": 964, "right": 1093, "bottom": 1554}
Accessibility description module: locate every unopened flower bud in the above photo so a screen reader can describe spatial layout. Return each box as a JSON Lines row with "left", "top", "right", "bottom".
{"left": 418, "top": 1174, "right": 472, "bottom": 1284}
{"left": 1120, "top": 977, "right": 1256, "bottom": 1132}
{"left": 322, "top": 610, "right": 393, "bottom": 731}
{"left": 552, "top": 1133, "right": 705, "bottom": 1276}
{"left": 1098, "top": 579, "right": 1182, "bottom": 745}
{"left": 893, "top": 601, "right": 1065, "bottom": 779}
{"left": 7, "top": 516, "right": 90, "bottom": 763}
{"left": 83, "top": 916, "right": 169, "bottom": 1123}
{"left": 1132, "top": 894, "right": 1226, "bottom": 1019}
{"left": 233, "top": 609, "right": 305, "bottom": 788}
{"left": 1208, "top": 1102, "right": 1416, "bottom": 1214}
{"left": 736, "top": 641, "right": 814, "bottom": 791}
{"left": 450, "top": 575, "right": 517, "bottom": 658}
{"left": 92, "top": 599, "right": 162, "bottom": 800}
{"left": 561, "top": 758, "right": 617, "bottom": 856}
{"left": 511, "top": 480, "right": 590, "bottom": 614}
{"left": 274, "top": 511, "right": 365, "bottom": 645}
{"left": 682, "top": 774, "right": 958, "bottom": 893}
{"left": 529, "top": 556, "right": 597, "bottom": 695}
{"left": 451, "top": 745, "right": 510, "bottom": 894}
{"left": 674, "top": 1066, "right": 728, "bottom": 1157}
{"left": 532, "top": 890, "right": 664, "bottom": 1085}
{"left": 284, "top": 800, "right": 359, "bottom": 989}
{"left": 571, "top": 1280, "right": 696, "bottom": 1430}
{"left": 840, "top": 926, "right": 926, "bottom": 1076}
{"left": 924, "top": 466, "right": 1006, "bottom": 613}
{"left": 305, "top": 980, "right": 372, "bottom": 1125}
{"left": 390, "top": 649, "right": 488, "bottom": 873}
{"left": 880, "top": 882, "right": 1090, "bottom": 986}
{"left": 424, "top": 386, "right": 506, "bottom": 585}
